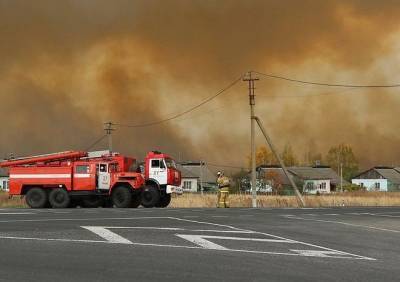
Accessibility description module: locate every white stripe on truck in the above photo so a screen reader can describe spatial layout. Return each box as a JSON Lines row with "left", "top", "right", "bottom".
{"left": 74, "top": 174, "right": 91, "bottom": 178}
{"left": 9, "top": 174, "right": 71, "bottom": 179}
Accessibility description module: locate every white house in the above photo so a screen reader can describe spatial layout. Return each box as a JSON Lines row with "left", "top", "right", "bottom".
{"left": 256, "top": 165, "right": 347, "bottom": 194}
{"left": 177, "top": 162, "right": 218, "bottom": 193}
{"left": 288, "top": 166, "right": 348, "bottom": 194}
{"left": 0, "top": 168, "right": 9, "bottom": 191}
{"left": 352, "top": 167, "right": 400, "bottom": 192}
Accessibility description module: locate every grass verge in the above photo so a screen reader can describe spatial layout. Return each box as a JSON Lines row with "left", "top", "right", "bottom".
{"left": 2, "top": 191, "right": 400, "bottom": 208}
{"left": 170, "top": 192, "right": 400, "bottom": 208}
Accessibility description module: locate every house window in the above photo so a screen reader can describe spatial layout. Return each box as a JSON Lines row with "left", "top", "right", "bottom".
{"left": 2, "top": 180, "right": 8, "bottom": 191}
{"left": 375, "top": 182, "right": 380, "bottom": 189}
{"left": 183, "top": 181, "right": 192, "bottom": 190}
{"left": 320, "top": 182, "right": 326, "bottom": 190}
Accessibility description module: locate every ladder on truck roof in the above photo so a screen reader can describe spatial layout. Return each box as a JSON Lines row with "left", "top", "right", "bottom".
{"left": 0, "top": 151, "right": 87, "bottom": 168}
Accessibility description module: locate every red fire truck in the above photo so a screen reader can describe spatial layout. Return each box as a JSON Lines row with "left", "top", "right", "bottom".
{"left": 0, "top": 150, "right": 182, "bottom": 209}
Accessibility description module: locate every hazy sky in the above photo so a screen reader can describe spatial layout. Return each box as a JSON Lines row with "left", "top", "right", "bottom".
{"left": 1, "top": 0, "right": 400, "bottom": 168}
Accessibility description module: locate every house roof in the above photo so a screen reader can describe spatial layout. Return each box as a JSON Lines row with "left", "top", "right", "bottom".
{"left": 258, "top": 165, "right": 348, "bottom": 185}
{"left": 353, "top": 167, "right": 400, "bottom": 185}
{"left": 289, "top": 167, "right": 346, "bottom": 184}
{"left": 177, "top": 163, "right": 216, "bottom": 183}
{"left": 258, "top": 167, "right": 291, "bottom": 185}
{"left": 375, "top": 169, "right": 400, "bottom": 184}
{"left": 0, "top": 168, "right": 8, "bottom": 177}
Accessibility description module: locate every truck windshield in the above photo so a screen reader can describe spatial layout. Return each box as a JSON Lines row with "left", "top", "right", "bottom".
{"left": 165, "top": 158, "right": 176, "bottom": 169}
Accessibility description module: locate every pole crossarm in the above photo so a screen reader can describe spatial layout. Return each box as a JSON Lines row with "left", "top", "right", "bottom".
{"left": 103, "top": 121, "right": 115, "bottom": 152}
{"left": 253, "top": 116, "right": 306, "bottom": 207}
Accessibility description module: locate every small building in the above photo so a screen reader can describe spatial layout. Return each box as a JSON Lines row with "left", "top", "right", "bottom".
{"left": 289, "top": 166, "right": 348, "bottom": 194}
{"left": 0, "top": 168, "right": 9, "bottom": 191}
{"left": 256, "top": 165, "right": 291, "bottom": 194}
{"left": 177, "top": 162, "right": 218, "bottom": 193}
{"left": 352, "top": 167, "right": 400, "bottom": 192}
{"left": 257, "top": 165, "right": 347, "bottom": 194}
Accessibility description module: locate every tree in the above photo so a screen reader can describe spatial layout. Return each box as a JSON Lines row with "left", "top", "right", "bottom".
{"left": 247, "top": 146, "right": 277, "bottom": 168}
{"left": 281, "top": 143, "right": 299, "bottom": 166}
{"left": 325, "top": 143, "right": 359, "bottom": 181}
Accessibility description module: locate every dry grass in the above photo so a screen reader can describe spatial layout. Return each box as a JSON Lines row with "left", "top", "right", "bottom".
{"left": 170, "top": 192, "right": 400, "bottom": 208}
{"left": 2, "top": 191, "right": 400, "bottom": 208}
{"left": 0, "top": 192, "right": 26, "bottom": 208}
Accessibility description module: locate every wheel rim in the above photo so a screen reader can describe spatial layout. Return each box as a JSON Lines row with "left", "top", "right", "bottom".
{"left": 143, "top": 191, "right": 152, "bottom": 202}
{"left": 55, "top": 193, "right": 65, "bottom": 203}
{"left": 115, "top": 191, "right": 125, "bottom": 204}
{"left": 31, "top": 192, "right": 41, "bottom": 203}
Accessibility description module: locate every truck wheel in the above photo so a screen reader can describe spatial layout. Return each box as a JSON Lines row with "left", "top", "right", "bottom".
{"left": 156, "top": 194, "right": 171, "bottom": 208}
{"left": 49, "top": 188, "right": 70, "bottom": 208}
{"left": 112, "top": 186, "right": 132, "bottom": 208}
{"left": 141, "top": 186, "right": 160, "bottom": 208}
{"left": 82, "top": 196, "right": 104, "bottom": 208}
{"left": 25, "top": 188, "right": 48, "bottom": 208}
{"left": 131, "top": 194, "right": 141, "bottom": 208}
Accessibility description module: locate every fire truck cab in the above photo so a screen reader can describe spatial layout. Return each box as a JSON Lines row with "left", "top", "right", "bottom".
{"left": 143, "top": 151, "right": 182, "bottom": 208}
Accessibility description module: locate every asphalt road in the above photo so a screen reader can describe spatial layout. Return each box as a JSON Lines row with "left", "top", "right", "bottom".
{"left": 0, "top": 206, "right": 399, "bottom": 282}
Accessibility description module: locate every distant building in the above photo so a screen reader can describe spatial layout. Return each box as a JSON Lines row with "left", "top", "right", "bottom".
{"left": 177, "top": 162, "right": 218, "bottom": 193}
{"left": 352, "top": 167, "right": 400, "bottom": 192}
{"left": 256, "top": 165, "right": 347, "bottom": 194}
{"left": 0, "top": 168, "right": 9, "bottom": 191}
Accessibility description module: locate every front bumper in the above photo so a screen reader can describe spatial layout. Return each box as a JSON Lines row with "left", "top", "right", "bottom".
{"left": 166, "top": 185, "right": 183, "bottom": 195}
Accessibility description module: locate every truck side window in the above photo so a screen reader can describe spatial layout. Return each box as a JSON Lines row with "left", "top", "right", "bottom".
{"left": 109, "top": 163, "right": 118, "bottom": 172}
{"left": 160, "top": 160, "right": 166, "bottom": 169}
{"left": 151, "top": 159, "right": 160, "bottom": 168}
{"left": 99, "top": 164, "right": 107, "bottom": 172}
{"left": 76, "top": 165, "right": 89, "bottom": 174}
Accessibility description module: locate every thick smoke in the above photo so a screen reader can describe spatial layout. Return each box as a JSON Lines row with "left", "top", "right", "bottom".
{"left": 1, "top": 0, "right": 400, "bottom": 168}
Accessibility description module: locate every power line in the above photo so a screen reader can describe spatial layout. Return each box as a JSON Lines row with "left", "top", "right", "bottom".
{"left": 113, "top": 75, "right": 243, "bottom": 128}
{"left": 253, "top": 70, "right": 400, "bottom": 88}
{"left": 85, "top": 134, "right": 107, "bottom": 151}
{"left": 259, "top": 87, "right": 361, "bottom": 99}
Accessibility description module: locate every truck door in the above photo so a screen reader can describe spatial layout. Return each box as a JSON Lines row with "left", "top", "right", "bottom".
{"left": 149, "top": 159, "right": 167, "bottom": 184}
{"left": 98, "top": 163, "right": 111, "bottom": 190}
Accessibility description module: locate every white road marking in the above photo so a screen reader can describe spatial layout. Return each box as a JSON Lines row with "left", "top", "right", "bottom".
{"left": 176, "top": 234, "right": 294, "bottom": 250}
{"left": 176, "top": 234, "right": 228, "bottom": 250}
{"left": 0, "top": 216, "right": 171, "bottom": 223}
{"left": 285, "top": 215, "right": 400, "bottom": 233}
{"left": 0, "top": 212, "right": 34, "bottom": 215}
{"left": 0, "top": 216, "right": 375, "bottom": 260}
{"left": 190, "top": 229, "right": 254, "bottom": 233}
{"left": 173, "top": 217, "right": 375, "bottom": 260}
{"left": 81, "top": 226, "right": 133, "bottom": 244}
{"left": 93, "top": 226, "right": 184, "bottom": 231}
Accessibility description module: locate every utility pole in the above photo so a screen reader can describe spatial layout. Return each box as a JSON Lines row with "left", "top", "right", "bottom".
{"left": 340, "top": 162, "right": 343, "bottom": 192}
{"left": 104, "top": 121, "right": 115, "bottom": 152}
{"left": 253, "top": 117, "right": 305, "bottom": 207}
{"left": 243, "top": 71, "right": 259, "bottom": 208}
{"left": 200, "top": 159, "right": 204, "bottom": 195}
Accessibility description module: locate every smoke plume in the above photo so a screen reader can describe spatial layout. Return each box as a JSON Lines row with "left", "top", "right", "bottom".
{"left": 1, "top": 0, "right": 400, "bottom": 168}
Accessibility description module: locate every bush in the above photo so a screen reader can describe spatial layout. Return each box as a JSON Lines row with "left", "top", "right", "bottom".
{"left": 343, "top": 184, "right": 365, "bottom": 192}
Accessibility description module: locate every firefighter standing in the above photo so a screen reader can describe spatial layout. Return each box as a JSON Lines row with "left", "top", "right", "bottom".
{"left": 216, "top": 171, "right": 230, "bottom": 208}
